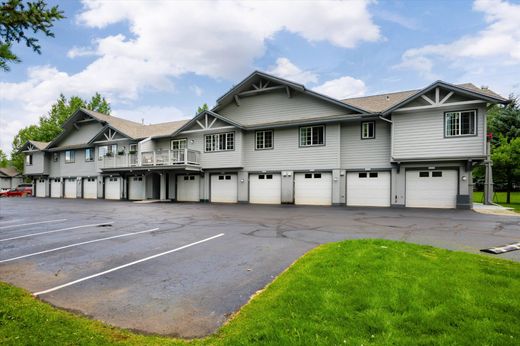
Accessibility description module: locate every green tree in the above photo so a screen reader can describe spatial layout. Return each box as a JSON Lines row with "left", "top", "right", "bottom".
{"left": 11, "top": 93, "right": 111, "bottom": 171}
{"left": 0, "top": 0, "right": 64, "bottom": 71}
{"left": 196, "top": 103, "right": 209, "bottom": 115}
{"left": 492, "top": 136, "right": 520, "bottom": 204}
{"left": 0, "top": 149, "right": 9, "bottom": 167}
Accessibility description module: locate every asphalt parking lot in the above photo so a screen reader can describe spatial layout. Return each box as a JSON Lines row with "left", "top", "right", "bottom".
{"left": 1, "top": 198, "right": 519, "bottom": 337}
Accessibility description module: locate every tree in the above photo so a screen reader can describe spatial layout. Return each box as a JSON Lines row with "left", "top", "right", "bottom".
{"left": 196, "top": 103, "right": 209, "bottom": 115}
{"left": 0, "top": 0, "right": 64, "bottom": 71}
{"left": 11, "top": 93, "right": 111, "bottom": 171}
{"left": 0, "top": 149, "right": 8, "bottom": 167}
{"left": 491, "top": 136, "right": 520, "bottom": 204}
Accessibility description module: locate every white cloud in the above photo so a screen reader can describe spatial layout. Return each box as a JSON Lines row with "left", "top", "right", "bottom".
{"left": 190, "top": 85, "right": 204, "bottom": 97}
{"left": 313, "top": 76, "right": 367, "bottom": 99}
{"left": 0, "top": 0, "right": 379, "bottom": 154}
{"left": 267, "top": 58, "right": 318, "bottom": 84}
{"left": 395, "top": 0, "right": 520, "bottom": 93}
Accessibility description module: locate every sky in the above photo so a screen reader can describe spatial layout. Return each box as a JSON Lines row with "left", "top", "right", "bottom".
{"left": 1, "top": 0, "right": 519, "bottom": 155}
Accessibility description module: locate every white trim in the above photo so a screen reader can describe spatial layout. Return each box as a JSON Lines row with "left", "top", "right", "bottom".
{"left": 196, "top": 120, "right": 205, "bottom": 129}
{"left": 440, "top": 91, "right": 454, "bottom": 104}
{"left": 421, "top": 94, "right": 435, "bottom": 105}
{"left": 435, "top": 87, "right": 440, "bottom": 104}
{"left": 394, "top": 100, "right": 485, "bottom": 113}
{"left": 0, "top": 222, "right": 114, "bottom": 242}
{"left": 180, "top": 126, "right": 235, "bottom": 134}
{"left": 33, "top": 233, "right": 225, "bottom": 296}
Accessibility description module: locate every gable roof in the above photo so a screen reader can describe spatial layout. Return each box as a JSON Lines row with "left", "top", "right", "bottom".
{"left": 213, "top": 70, "right": 370, "bottom": 115}
{"left": 0, "top": 167, "right": 21, "bottom": 177}
{"left": 18, "top": 140, "right": 50, "bottom": 152}
{"left": 342, "top": 81, "right": 509, "bottom": 114}
{"left": 159, "top": 110, "right": 244, "bottom": 138}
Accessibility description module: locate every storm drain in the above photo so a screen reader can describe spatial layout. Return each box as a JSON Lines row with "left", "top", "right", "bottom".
{"left": 96, "top": 224, "right": 112, "bottom": 228}
{"left": 481, "top": 242, "right": 520, "bottom": 254}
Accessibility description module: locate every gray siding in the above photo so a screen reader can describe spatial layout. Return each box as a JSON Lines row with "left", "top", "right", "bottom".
{"left": 243, "top": 124, "right": 340, "bottom": 171}
{"left": 341, "top": 120, "right": 391, "bottom": 169}
{"left": 60, "top": 149, "right": 98, "bottom": 177}
{"left": 58, "top": 123, "right": 104, "bottom": 146}
{"left": 24, "top": 152, "right": 48, "bottom": 175}
{"left": 392, "top": 104, "right": 486, "bottom": 160}
{"left": 219, "top": 90, "right": 355, "bottom": 126}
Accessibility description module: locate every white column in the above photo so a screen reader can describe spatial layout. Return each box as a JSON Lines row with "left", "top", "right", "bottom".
{"left": 160, "top": 173, "right": 167, "bottom": 201}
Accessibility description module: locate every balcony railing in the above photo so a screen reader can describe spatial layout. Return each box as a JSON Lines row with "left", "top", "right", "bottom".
{"left": 101, "top": 149, "right": 200, "bottom": 169}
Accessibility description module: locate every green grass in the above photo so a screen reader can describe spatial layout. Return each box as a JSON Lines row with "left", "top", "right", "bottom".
{"left": 1, "top": 240, "right": 520, "bottom": 345}
{"left": 473, "top": 191, "right": 520, "bottom": 212}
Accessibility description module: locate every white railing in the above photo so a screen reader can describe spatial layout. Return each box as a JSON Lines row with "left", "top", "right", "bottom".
{"left": 101, "top": 149, "right": 200, "bottom": 169}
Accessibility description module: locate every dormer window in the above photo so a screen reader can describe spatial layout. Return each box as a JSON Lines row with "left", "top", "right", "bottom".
{"left": 25, "top": 154, "right": 33, "bottom": 165}
{"left": 445, "top": 110, "right": 476, "bottom": 137}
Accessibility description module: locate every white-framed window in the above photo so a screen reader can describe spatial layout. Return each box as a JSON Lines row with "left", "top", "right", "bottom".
{"left": 361, "top": 121, "right": 375, "bottom": 139}
{"left": 98, "top": 144, "right": 117, "bottom": 160}
{"left": 85, "top": 148, "right": 94, "bottom": 162}
{"left": 255, "top": 130, "right": 273, "bottom": 150}
{"left": 25, "top": 153, "right": 33, "bottom": 165}
{"left": 171, "top": 139, "right": 187, "bottom": 150}
{"left": 129, "top": 144, "right": 137, "bottom": 153}
{"left": 300, "top": 125, "right": 325, "bottom": 147}
{"left": 65, "top": 150, "right": 75, "bottom": 163}
{"left": 205, "top": 132, "right": 234, "bottom": 152}
{"left": 445, "top": 110, "right": 476, "bottom": 137}
{"left": 52, "top": 152, "right": 59, "bottom": 162}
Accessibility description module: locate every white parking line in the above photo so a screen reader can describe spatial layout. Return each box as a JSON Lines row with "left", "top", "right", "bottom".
{"left": 0, "top": 228, "right": 160, "bottom": 264}
{"left": 33, "top": 233, "right": 225, "bottom": 296}
{"left": 0, "top": 222, "right": 114, "bottom": 242}
{"left": 0, "top": 219, "right": 67, "bottom": 230}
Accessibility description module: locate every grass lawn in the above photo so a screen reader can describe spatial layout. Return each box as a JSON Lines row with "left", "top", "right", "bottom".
{"left": 1, "top": 239, "right": 520, "bottom": 345}
{"left": 473, "top": 191, "right": 520, "bottom": 212}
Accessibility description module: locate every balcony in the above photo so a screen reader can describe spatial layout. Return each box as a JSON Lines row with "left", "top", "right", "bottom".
{"left": 100, "top": 149, "right": 200, "bottom": 170}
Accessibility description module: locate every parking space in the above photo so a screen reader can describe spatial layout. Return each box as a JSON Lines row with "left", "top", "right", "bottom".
{"left": 1, "top": 198, "right": 519, "bottom": 337}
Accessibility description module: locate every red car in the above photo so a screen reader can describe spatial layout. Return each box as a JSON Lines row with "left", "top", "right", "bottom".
{"left": 0, "top": 185, "right": 32, "bottom": 197}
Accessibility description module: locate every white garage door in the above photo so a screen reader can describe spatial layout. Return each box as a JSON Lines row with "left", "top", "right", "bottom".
{"left": 250, "top": 173, "right": 281, "bottom": 204}
{"left": 406, "top": 170, "right": 457, "bottom": 208}
{"left": 36, "top": 179, "right": 46, "bottom": 197}
{"left": 295, "top": 172, "right": 332, "bottom": 206}
{"left": 64, "top": 178, "right": 77, "bottom": 198}
{"left": 347, "top": 171, "right": 390, "bottom": 207}
{"left": 105, "top": 177, "right": 121, "bottom": 200}
{"left": 50, "top": 178, "right": 61, "bottom": 198}
{"left": 128, "top": 176, "right": 145, "bottom": 200}
{"left": 211, "top": 174, "right": 237, "bottom": 203}
{"left": 83, "top": 178, "right": 97, "bottom": 199}
{"left": 177, "top": 175, "right": 200, "bottom": 202}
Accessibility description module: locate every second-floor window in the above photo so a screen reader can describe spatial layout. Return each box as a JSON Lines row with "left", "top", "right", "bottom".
{"left": 98, "top": 144, "right": 117, "bottom": 160}
{"left": 300, "top": 125, "right": 324, "bottom": 147}
{"left": 361, "top": 121, "right": 375, "bottom": 139}
{"left": 171, "top": 139, "right": 187, "bottom": 150}
{"left": 255, "top": 130, "right": 273, "bottom": 150}
{"left": 65, "top": 150, "right": 75, "bottom": 163}
{"left": 52, "top": 152, "right": 59, "bottom": 162}
{"left": 25, "top": 154, "right": 32, "bottom": 165}
{"left": 445, "top": 110, "right": 476, "bottom": 137}
{"left": 85, "top": 148, "right": 94, "bottom": 162}
{"left": 205, "top": 132, "right": 234, "bottom": 152}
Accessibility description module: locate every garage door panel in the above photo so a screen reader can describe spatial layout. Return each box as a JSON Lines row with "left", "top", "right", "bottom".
{"left": 105, "top": 177, "right": 121, "bottom": 200}
{"left": 83, "top": 178, "right": 97, "bottom": 199}
{"left": 64, "top": 179, "right": 77, "bottom": 199}
{"left": 347, "top": 172, "right": 390, "bottom": 207}
{"left": 50, "top": 179, "right": 61, "bottom": 198}
{"left": 211, "top": 174, "right": 237, "bottom": 203}
{"left": 36, "top": 179, "right": 46, "bottom": 197}
{"left": 250, "top": 174, "right": 281, "bottom": 204}
{"left": 177, "top": 175, "right": 200, "bottom": 202}
{"left": 295, "top": 173, "right": 332, "bottom": 206}
{"left": 406, "top": 170, "right": 457, "bottom": 208}
{"left": 129, "top": 176, "right": 145, "bottom": 200}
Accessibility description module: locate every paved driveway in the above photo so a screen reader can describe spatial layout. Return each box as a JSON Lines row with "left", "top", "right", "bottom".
{"left": 0, "top": 198, "right": 519, "bottom": 337}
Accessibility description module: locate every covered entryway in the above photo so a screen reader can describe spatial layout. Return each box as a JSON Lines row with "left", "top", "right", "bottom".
{"left": 83, "top": 177, "right": 97, "bottom": 199}
{"left": 64, "top": 178, "right": 77, "bottom": 198}
{"left": 35, "top": 178, "right": 46, "bottom": 197}
{"left": 177, "top": 174, "right": 200, "bottom": 202}
{"left": 294, "top": 172, "right": 332, "bottom": 205}
{"left": 211, "top": 174, "right": 238, "bottom": 203}
{"left": 249, "top": 173, "right": 281, "bottom": 204}
{"left": 346, "top": 171, "right": 390, "bottom": 207}
{"left": 128, "top": 176, "right": 145, "bottom": 200}
{"left": 406, "top": 169, "right": 458, "bottom": 208}
{"left": 50, "top": 178, "right": 61, "bottom": 198}
{"left": 105, "top": 177, "right": 121, "bottom": 200}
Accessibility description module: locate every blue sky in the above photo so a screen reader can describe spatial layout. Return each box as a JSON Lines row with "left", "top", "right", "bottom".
{"left": 1, "top": 0, "right": 519, "bottom": 154}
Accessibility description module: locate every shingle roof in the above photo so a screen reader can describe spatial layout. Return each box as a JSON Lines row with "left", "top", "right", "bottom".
{"left": 0, "top": 167, "right": 21, "bottom": 177}
{"left": 28, "top": 140, "right": 50, "bottom": 150}
{"left": 341, "top": 83, "right": 508, "bottom": 113}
